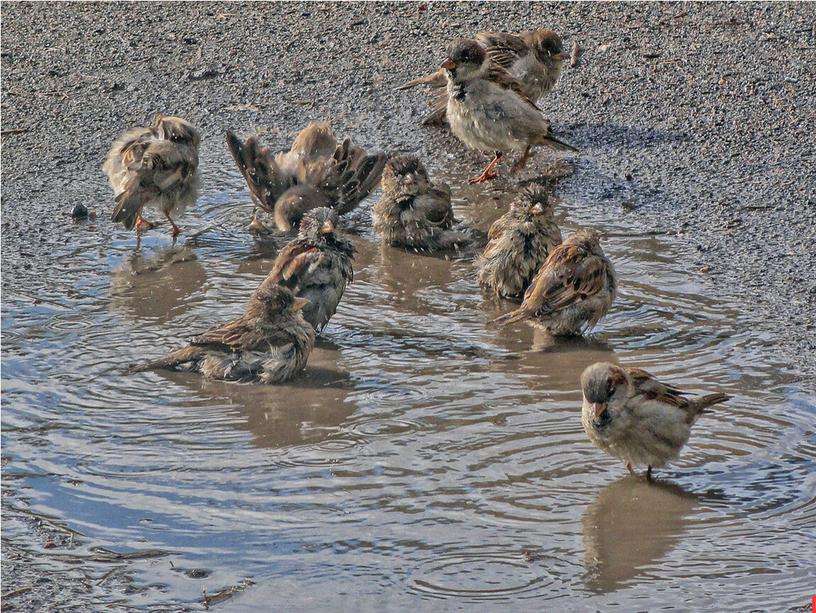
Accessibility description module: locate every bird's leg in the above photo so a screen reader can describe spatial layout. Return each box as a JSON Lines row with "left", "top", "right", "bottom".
{"left": 626, "top": 462, "right": 634, "bottom": 475}
{"left": 468, "top": 151, "right": 502, "bottom": 184}
{"left": 646, "top": 465, "right": 653, "bottom": 482}
{"left": 510, "top": 146, "right": 532, "bottom": 173}
{"left": 134, "top": 215, "right": 157, "bottom": 232}
{"left": 164, "top": 211, "right": 180, "bottom": 237}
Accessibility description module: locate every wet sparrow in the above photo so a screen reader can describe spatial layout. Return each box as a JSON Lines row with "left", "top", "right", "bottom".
{"left": 581, "top": 362, "right": 731, "bottom": 480}
{"left": 265, "top": 207, "right": 354, "bottom": 332}
{"left": 442, "top": 39, "right": 577, "bottom": 184}
{"left": 135, "top": 284, "right": 314, "bottom": 384}
{"left": 494, "top": 229, "right": 615, "bottom": 336}
{"left": 400, "top": 29, "right": 567, "bottom": 126}
{"left": 104, "top": 114, "right": 200, "bottom": 236}
{"left": 478, "top": 184, "right": 562, "bottom": 300}
{"left": 373, "top": 155, "right": 471, "bottom": 251}
{"left": 226, "top": 122, "right": 386, "bottom": 232}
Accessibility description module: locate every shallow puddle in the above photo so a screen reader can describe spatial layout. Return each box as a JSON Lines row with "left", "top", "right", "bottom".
{"left": 2, "top": 157, "right": 814, "bottom": 611}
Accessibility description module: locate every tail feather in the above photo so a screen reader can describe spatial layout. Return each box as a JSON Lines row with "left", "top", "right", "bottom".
{"left": 130, "top": 346, "right": 204, "bottom": 373}
{"left": 397, "top": 69, "right": 447, "bottom": 90}
{"left": 540, "top": 133, "right": 579, "bottom": 154}
{"left": 111, "top": 188, "right": 150, "bottom": 230}
{"left": 696, "top": 392, "right": 731, "bottom": 411}
{"left": 492, "top": 307, "right": 530, "bottom": 327}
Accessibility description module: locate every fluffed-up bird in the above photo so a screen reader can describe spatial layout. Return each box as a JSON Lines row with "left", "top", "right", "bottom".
{"left": 400, "top": 29, "right": 567, "bottom": 126}
{"left": 580, "top": 362, "right": 731, "bottom": 481}
{"left": 478, "top": 184, "right": 562, "bottom": 300}
{"left": 264, "top": 207, "right": 354, "bottom": 332}
{"left": 494, "top": 229, "right": 615, "bottom": 336}
{"left": 372, "top": 155, "right": 471, "bottom": 251}
{"left": 225, "top": 122, "right": 386, "bottom": 232}
{"left": 441, "top": 39, "right": 577, "bottom": 184}
{"left": 104, "top": 114, "right": 200, "bottom": 236}
{"left": 134, "top": 283, "right": 315, "bottom": 384}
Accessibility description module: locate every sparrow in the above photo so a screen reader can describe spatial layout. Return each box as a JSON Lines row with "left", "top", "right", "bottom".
{"left": 400, "top": 29, "right": 567, "bottom": 126}
{"left": 104, "top": 114, "right": 200, "bottom": 236}
{"left": 478, "top": 184, "right": 562, "bottom": 300}
{"left": 372, "top": 155, "right": 471, "bottom": 251}
{"left": 441, "top": 39, "right": 577, "bottom": 184}
{"left": 225, "top": 122, "right": 387, "bottom": 232}
{"left": 264, "top": 207, "right": 354, "bottom": 332}
{"left": 494, "top": 229, "right": 615, "bottom": 336}
{"left": 134, "top": 283, "right": 315, "bottom": 384}
{"left": 580, "top": 362, "right": 731, "bottom": 480}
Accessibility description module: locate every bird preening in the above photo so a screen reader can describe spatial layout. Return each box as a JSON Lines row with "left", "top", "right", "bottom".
{"left": 108, "top": 27, "right": 733, "bottom": 486}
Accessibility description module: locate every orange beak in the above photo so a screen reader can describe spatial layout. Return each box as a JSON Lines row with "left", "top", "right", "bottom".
{"left": 319, "top": 220, "right": 335, "bottom": 235}
{"left": 592, "top": 402, "right": 608, "bottom": 419}
{"left": 292, "top": 297, "right": 310, "bottom": 312}
{"left": 441, "top": 58, "right": 456, "bottom": 71}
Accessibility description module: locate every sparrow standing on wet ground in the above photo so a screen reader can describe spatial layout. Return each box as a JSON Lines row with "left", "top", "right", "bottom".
{"left": 581, "top": 362, "right": 731, "bottom": 481}
{"left": 441, "top": 38, "right": 577, "bottom": 184}
{"left": 478, "top": 184, "right": 562, "bottom": 300}
{"left": 400, "top": 29, "right": 567, "bottom": 126}
{"left": 134, "top": 283, "right": 315, "bottom": 384}
{"left": 373, "top": 155, "right": 472, "bottom": 251}
{"left": 104, "top": 114, "right": 200, "bottom": 236}
{"left": 494, "top": 229, "right": 616, "bottom": 336}
{"left": 225, "top": 122, "right": 387, "bottom": 232}
{"left": 264, "top": 207, "right": 354, "bottom": 332}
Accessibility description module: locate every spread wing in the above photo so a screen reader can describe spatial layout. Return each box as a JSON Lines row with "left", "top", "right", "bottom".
{"left": 225, "top": 130, "right": 291, "bottom": 213}
{"left": 316, "top": 138, "right": 387, "bottom": 215}
{"left": 476, "top": 31, "right": 530, "bottom": 70}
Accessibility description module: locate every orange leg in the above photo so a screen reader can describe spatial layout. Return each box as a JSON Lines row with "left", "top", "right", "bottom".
{"left": 165, "top": 211, "right": 180, "bottom": 236}
{"left": 469, "top": 151, "right": 503, "bottom": 184}
{"left": 511, "top": 146, "right": 532, "bottom": 173}
{"left": 134, "top": 215, "right": 157, "bottom": 232}
{"left": 626, "top": 462, "right": 634, "bottom": 475}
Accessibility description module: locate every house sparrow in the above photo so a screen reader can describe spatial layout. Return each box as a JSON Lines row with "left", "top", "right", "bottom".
{"left": 372, "top": 155, "right": 471, "bottom": 251}
{"left": 225, "top": 122, "right": 386, "bottom": 232}
{"left": 264, "top": 207, "right": 354, "bottom": 332}
{"left": 441, "top": 39, "right": 577, "bottom": 184}
{"left": 478, "top": 184, "right": 562, "bottom": 300}
{"left": 104, "top": 114, "right": 200, "bottom": 236}
{"left": 580, "top": 362, "right": 731, "bottom": 480}
{"left": 134, "top": 283, "right": 315, "bottom": 384}
{"left": 494, "top": 229, "right": 615, "bottom": 336}
{"left": 400, "top": 30, "right": 567, "bottom": 126}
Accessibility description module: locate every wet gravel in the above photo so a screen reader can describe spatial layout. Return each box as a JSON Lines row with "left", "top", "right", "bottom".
{"left": 1, "top": 2, "right": 815, "bottom": 609}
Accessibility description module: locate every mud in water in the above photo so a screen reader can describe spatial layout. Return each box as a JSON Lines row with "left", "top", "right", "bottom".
{"left": 2, "top": 158, "right": 814, "bottom": 611}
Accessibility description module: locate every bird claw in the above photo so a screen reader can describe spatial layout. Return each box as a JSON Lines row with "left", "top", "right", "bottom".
{"left": 135, "top": 216, "right": 157, "bottom": 232}
{"left": 468, "top": 168, "right": 498, "bottom": 184}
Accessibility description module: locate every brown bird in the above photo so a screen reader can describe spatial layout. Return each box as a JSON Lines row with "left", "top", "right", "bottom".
{"left": 400, "top": 30, "right": 567, "bottom": 126}
{"left": 104, "top": 114, "right": 200, "bottom": 236}
{"left": 441, "top": 39, "right": 577, "bottom": 184}
{"left": 134, "top": 283, "right": 315, "bottom": 384}
{"left": 225, "top": 122, "right": 386, "bottom": 232}
{"left": 581, "top": 362, "right": 731, "bottom": 481}
{"left": 494, "top": 229, "right": 615, "bottom": 336}
{"left": 265, "top": 207, "right": 354, "bottom": 332}
{"left": 372, "top": 155, "right": 471, "bottom": 251}
{"left": 478, "top": 184, "right": 562, "bottom": 300}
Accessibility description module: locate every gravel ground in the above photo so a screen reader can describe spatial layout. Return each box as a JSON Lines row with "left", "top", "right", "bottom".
{"left": 2, "top": 2, "right": 815, "bottom": 609}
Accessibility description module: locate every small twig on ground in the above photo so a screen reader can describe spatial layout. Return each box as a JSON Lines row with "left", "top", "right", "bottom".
{"left": 570, "top": 41, "right": 581, "bottom": 67}
{"left": 2, "top": 586, "right": 34, "bottom": 599}
{"left": 1, "top": 128, "right": 29, "bottom": 136}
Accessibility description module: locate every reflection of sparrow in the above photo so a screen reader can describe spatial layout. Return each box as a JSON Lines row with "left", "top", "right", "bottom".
{"left": 581, "top": 362, "right": 731, "bottom": 480}
{"left": 478, "top": 184, "right": 562, "bottom": 300}
{"left": 265, "top": 207, "right": 354, "bottom": 332}
{"left": 104, "top": 114, "right": 200, "bottom": 235}
{"left": 442, "top": 39, "right": 577, "bottom": 184}
{"left": 494, "top": 229, "right": 615, "bottom": 336}
{"left": 372, "top": 155, "right": 470, "bottom": 251}
{"left": 226, "top": 122, "right": 386, "bottom": 232}
{"left": 135, "top": 284, "right": 314, "bottom": 384}
{"left": 400, "top": 30, "right": 567, "bottom": 126}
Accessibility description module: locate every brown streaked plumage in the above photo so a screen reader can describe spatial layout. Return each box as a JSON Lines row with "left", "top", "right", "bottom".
{"left": 478, "top": 184, "right": 562, "bottom": 300}
{"left": 373, "top": 155, "right": 471, "bottom": 251}
{"left": 265, "top": 207, "right": 354, "bottom": 332}
{"left": 494, "top": 229, "right": 615, "bottom": 335}
{"left": 134, "top": 283, "right": 315, "bottom": 384}
{"left": 225, "top": 122, "right": 387, "bottom": 232}
{"left": 580, "top": 362, "right": 731, "bottom": 480}
{"left": 104, "top": 114, "right": 200, "bottom": 236}
{"left": 399, "top": 30, "right": 567, "bottom": 126}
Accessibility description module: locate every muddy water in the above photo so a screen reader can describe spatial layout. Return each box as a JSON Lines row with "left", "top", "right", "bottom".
{"left": 2, "top": 159, "right": 814, "bottom": 611}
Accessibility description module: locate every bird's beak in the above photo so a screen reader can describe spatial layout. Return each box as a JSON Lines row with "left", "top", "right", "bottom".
{"left": 531, "top": 203, "right": 544, "bottom": 215}
{"left": 292, "top": 297, "right": 310, "bottom": 312}
{"left": 441, "top": 58, "right": 456, "bottom": 71}
{"left": 319, "top": 220, "right": 335, "bottom": 235}
{"left": 551, "top": 51, "right": 568, "bottom": 62}
{"left": 592, "top": 402, "right": 608, "bottom": 419}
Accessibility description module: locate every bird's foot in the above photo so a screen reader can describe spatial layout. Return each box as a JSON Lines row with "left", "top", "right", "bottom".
{"left": 135, "top": 216, "right": 157, "bottom": 232}
{"left": 468, "top": 167, "right": 499, "bottom": 184}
